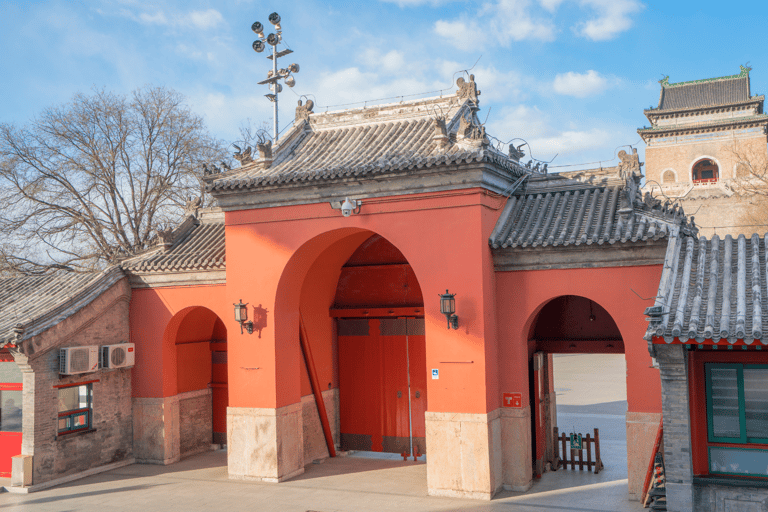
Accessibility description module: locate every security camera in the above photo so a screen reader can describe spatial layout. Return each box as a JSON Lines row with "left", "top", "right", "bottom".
{"left": 341, "top": 198, "right": 354, "bottom": 217}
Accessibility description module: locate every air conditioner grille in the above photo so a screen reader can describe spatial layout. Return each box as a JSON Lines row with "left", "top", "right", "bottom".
{"left": 111, "top": 347, "right": 126, "bottom": 366}
{"left": 70, "top": 348, "right": 92, "bottom": 373}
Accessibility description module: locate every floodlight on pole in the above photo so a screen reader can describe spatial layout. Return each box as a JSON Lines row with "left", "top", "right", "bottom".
{"left": 250, "top": 12, "right": 299, "bottom": 143}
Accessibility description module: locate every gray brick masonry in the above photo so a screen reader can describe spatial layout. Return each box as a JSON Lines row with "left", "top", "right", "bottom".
{"left": 656, "top": 344, "right": 694, "bottom": 512}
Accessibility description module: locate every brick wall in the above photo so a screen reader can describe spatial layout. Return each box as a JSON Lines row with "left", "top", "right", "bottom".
{"left": 644, "top": 132, "right": 768, "bottom": 237}
{"left": 179, "top": 389, "right": 212, "bottom": 458}
{"left": 656, "top": 344, "right": 694, "bottom": 512}
{"left": 14, "top": 278, "right": 133, "bottom": 486}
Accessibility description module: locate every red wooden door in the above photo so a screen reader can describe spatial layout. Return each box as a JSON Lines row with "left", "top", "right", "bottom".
{"left": 407, "top": 319, "right": 427, "bottom": 455}
{"left": 210, "top": 341, "right": 228, "bottom": 445}
{"left": 532, "top": 352, "right": 545, "bottom": 475}
{"left": 338, "top": 317, "right": 426, "bottom": 455}
{"left": 0, "top": 357, "right": 23, "bottom": 477}
{"left": 339, "top": 319, "right": 383, "bottom": 451}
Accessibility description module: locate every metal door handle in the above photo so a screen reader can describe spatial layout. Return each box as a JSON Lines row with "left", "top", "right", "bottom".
{"left": 415, "top": 391, "right": 421, "bottom": 398}
{"left": 397, "top": 390, "right": 402, "bottom": 398}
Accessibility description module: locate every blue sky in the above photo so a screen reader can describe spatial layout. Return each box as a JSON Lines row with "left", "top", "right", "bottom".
{"left": 1, "top": 1, "right": 766, "bottom": 170}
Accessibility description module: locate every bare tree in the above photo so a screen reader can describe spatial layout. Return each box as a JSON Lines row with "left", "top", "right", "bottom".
{"left": 0, "top": 86, "right": 227, "bottom": 274}
{"left": 728, "top": 141, "right": 768, "bottom": 230}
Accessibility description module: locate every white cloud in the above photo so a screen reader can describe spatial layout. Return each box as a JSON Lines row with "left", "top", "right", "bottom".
{"left": 378, "top": 0, "right": 458, "bottom": 6}
{"left": 485, "top": 104, "right": 635, "bottom": 166}
{"left": 552, "top": 70, "right": 609, "bottom": 97}
{"left": 187, "top": 9, "right": 225, "bottom": 30}
{"left": 359, "top": 49, "right": 407, "bottom": 74}
{"left": 124, "top": 8, "right": 224, "bottom": 31}
{"left": 138, "top": 11, "right": 168, "bottom": 25}
{"left": 435, "top": 0, "right": 556, "bottom": 48}
{"left": 538, "top": 0, "right": 565, "bottom": 12}
{"left": 574, "top": 0, "right": 643, "bottom": 41}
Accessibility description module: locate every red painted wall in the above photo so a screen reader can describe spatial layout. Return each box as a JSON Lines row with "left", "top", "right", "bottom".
{"left": 224, "top": 188, "right": 507, "bottom": 414}
{"left": 496, "top": 265, "right": 664, "bottom": 414}
{"left": 129, "top": 285, "right": 228, "bottom": 398}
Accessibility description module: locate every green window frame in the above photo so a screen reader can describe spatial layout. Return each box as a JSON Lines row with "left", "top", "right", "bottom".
{"left": 706, "top": 363, "right": 768, "bottom": 444}
{"left": 57, "top": 383, "right": 93, "bottom": 435}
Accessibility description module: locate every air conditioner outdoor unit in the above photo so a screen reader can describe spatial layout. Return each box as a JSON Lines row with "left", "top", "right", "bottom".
{"left": 101, "top": 343, "right": 135, "bottom": 369}
{"left": 59, "top": 346, "right": 99, "bottom": 375}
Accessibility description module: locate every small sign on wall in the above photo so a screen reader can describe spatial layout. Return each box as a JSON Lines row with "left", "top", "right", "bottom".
{"left": 431, "top": 369, "right": 439, "bottom": 380}
{"left": 502, "top": 392, "right": 522, "bottom": 408}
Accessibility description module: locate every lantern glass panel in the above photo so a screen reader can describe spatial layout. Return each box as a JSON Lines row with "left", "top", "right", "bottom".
{"left": 235, "top": 303, "right": 247, "bottom": 323}
{"left": 440, "top": 295, "right": 455, "bottom": 315}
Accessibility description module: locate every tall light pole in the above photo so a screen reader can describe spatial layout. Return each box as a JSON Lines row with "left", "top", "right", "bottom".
{"left": 251, "top": 12, "right": 300, "bottom": 143}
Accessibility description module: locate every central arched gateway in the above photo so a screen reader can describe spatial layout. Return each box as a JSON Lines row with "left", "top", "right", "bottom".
{"left": 331, "top": 235, "right": 426, "bottom": 456}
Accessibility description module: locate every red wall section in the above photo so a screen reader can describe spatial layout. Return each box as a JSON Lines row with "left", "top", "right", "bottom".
{"left": 496, "top": 264, "right": 664, "bottom": 414}
{"left": 129, "top": 284, "right": 228, "bottom": 398}
{"left": 225, "top": 188, "right": 508, "bottom": 413}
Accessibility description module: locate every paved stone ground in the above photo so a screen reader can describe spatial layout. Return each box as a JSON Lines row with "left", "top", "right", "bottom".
{"left": 0, "top": 353, "right": 643, "bottom": 511}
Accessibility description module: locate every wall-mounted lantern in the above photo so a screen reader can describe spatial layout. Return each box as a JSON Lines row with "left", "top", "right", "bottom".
{"left": 439, "top": 290, "right": 459, "bottom": 330}
{"left": 234, "top": 299, "right": 254, "bottom": 335}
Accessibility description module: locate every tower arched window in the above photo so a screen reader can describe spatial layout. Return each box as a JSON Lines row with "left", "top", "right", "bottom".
{"left": 692, "top": 159, "right": 719, "bottom": 184}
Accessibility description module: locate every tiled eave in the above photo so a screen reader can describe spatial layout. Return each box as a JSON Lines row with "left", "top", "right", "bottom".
{"left": 207, "top": 148, "right": 524, "bottom": 193}
{"left": 645, "top": 233, "right": 768, "bottom": 346}
{"left": 643, "top": 97, "right": 764, "bottom": 120}
{"left": 637, "top": 115, "right": 768, "bottom": 140}
{"left": 211, "top": 158, "right": 531, "bottom": 212}
{"left": 0, "top": 266, "right": 126, "bottom": 346}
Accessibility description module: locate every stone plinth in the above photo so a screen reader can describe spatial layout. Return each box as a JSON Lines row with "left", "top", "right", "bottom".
{"left": 425, "top": 410, "right": 502, "bottom": 500}
{"left": 626, "top": 411, "right": 662, "bottom": 501}
{"left": 11, "top": 454, "right": 32, "bottom": 487}
{"left": 132, "top": 389, "right": 212, "bottom": 465}
{"left": 227, "top": 403, "right": 304, "bottom": 482}
{"left": 500, "top": 406, "right": 533, "bottom": 491}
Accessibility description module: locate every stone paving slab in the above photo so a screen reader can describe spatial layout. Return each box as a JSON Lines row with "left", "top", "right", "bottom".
{"left": 0, "top": 449, "right": 645, "bottom": 512}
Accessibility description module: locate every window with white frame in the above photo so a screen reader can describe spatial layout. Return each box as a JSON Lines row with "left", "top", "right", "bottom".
{"left": 57, "top": 383, "right": 93, "bottom": 434}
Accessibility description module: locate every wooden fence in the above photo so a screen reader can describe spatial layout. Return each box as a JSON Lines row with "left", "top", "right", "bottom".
{"left": 552, "top": 427, "right": 604, "bottom": 474}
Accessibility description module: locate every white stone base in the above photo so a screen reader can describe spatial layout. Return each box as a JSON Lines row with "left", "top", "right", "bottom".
{"left": 425, "top": 410, "right": 502, "bottom": 500}
{"left": 5, "top": 458, "right": 135, "bottom": 494}
{"left": 227, "top": 403, "right": 304, "bottom": 482}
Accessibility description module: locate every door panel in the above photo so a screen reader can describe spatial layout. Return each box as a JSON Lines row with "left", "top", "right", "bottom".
{"left": 211, "top": 348, "right": 228, "bottom": 445}
{"left": 339, "top": 319, "right": 382, "bottom": 451}
{"left": 0, "top": 359, "right": 22, "bottom": 477}
{"left": 338, "top": 317, "right": 426, "bottom": 454}
{"left": 380, "top": 319, "right": 409, "bottom": 453}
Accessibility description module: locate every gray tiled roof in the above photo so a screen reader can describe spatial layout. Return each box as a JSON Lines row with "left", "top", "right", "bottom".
{"left": 489, "top": 185, "right": 688, "bottom": 249}
{"left": 638, "top": 114, "right": 768, "bottom": 134}
{"left": 646, "top": 234, "right": 768, "bottom": 343}
{"left": 657, "top": 74, "right": 751, "bottom": 111}
{"left": 0, "top": 266, "right": 125, "bottom": 346}
{"left": 207, "top": 94, "right": 524, "bottom": 192}
{"left": 121, "top": 212, "right": 225, "bottom": 273}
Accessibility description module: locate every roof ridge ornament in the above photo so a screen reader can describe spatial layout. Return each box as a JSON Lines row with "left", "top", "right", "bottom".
{"left": 617, "top": 148, "right": 642, "bottom": 219}
{"left": 295, "top": 99, "right": 314, "bottom": 123}
{"left": 456, "top": 75, "right": 481, "bottom": 104}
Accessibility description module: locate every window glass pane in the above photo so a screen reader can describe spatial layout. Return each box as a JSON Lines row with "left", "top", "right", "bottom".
{"left": 744, "top": 369, "right": 768, "bottom": 439}
{"left": 59, "top": 386, "right": 82, "bottom": 412}
{"left": 710, "top": 367, "right": 741, "bottom": 438}
{"left": 0, "top": 361, "right": 22, "bottom": 383}
{"left": 73, "top": 412, "right": 87, "bottom": 428}
{"left": 0, "top": 390, "right": 22, "bottom": 432}
{"left": 59, "top": 417, "right": 69, "bottom": 430}
{"left": 710, "top": 447, "right": 768, "bottom": 476}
